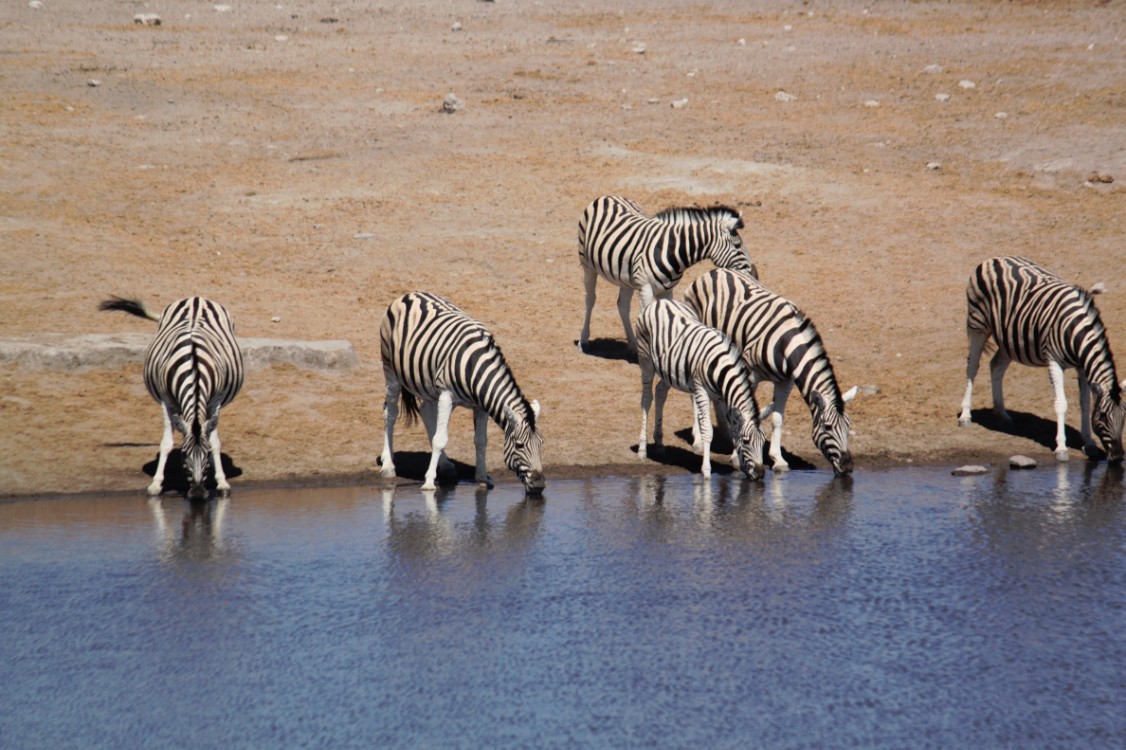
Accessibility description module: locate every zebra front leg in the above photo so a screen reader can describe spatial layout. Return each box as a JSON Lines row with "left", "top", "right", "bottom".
{"left": 652, "top": 378, "right": 670, "bottom": 455}
{"left": 1077, "top": 373, "right": 1099, "bottom": 460}
{"left": 989, "top": 348, "right": 1013, "bottom": 425}
{"left": 421, "top": 398, "right": 457, "bottom": 483}
{"left": 473, "top": 408, "right": 494, "bottom": 488}
{"left": 638, "top": 360, "right": 655, "bottom": 460}
{"left": 1048, "top": 360, "right": 1070, "bottom": 461}
{"left": 959, "top": 330, "right": 987, "bottom": 426}
{"left": 423, "top": 391, "right": 455, "bottom": 490}
{"left": 579, "top": 265, "right": 598, "bottom": 352}
{"left": 380, "top": 368, "right": 400, "bottom": 478}
{"left": 769, "top": 381, "right": 793, "bottom": 471}
{"left": 208, "top": 413, "right": 230, "bottom": 495}
{"left": 617, "top": 286, "right": 637, "bottom": 352}
{"left": 148, "top": 403, "right": 176, "bottom": 496}
{"left": 692, "top": 385, "right": 713, "bottom": 477}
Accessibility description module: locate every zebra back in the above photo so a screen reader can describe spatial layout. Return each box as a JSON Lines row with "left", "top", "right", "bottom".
{"left": 967, "top": 256, "right": 1121, "bottom": 395}
{"left": 578, "top": 195, "right": 756, "bottom": 294}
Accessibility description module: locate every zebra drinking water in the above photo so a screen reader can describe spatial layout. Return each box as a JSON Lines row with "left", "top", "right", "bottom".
{"left": 635, "top": 298, "right": 767, "bottom": 479}
{"left": 100, "top": 296, "right": 244, "bottom": 497}
{"left": 684, "top": 269, "right": 857, "bottom": 476}
{"left": 958, "top": 256, "right": 1125, "bottom": 462}
{"left": 578, "top": 195, "right": 757, "bottom": 353}
{"left": 379, "top": 292, "right": 546, "bottom": 493}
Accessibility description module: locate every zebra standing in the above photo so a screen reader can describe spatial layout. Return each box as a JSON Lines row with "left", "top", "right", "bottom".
{"left": 578, "top": 195, "right": 758, "bottom": 353}
{"left": 100, "top": 296, "right": 244, "bottom": 497}
{"left": 379, "top": 292, "right": 546, "bottom": 493}
{"left": 684, "top": 269, "right": 857, "bottom": 476}
{"left": 958, "top": 256, "right": 1125, "bottom": 462}
{"left": 635, "top": 298, "right": 767, "bottom": 479}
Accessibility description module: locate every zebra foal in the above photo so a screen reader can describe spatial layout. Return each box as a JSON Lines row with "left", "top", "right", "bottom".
{"left": 635, "top": 298, "right": 767, "bottom": 479}
{"left": 684, "top": 269, "right": 857, "bottom": 476}
{"left": 958, "top": 256, "right": 1125, "bottom": 462}
{"left": 379, "top": 292, "right": 546, "bottom": 493}
{"left": 578, "top": 195, "right": 758, "bottom": 353}
{"left": 100, "top": 296, "right": 244, "bottom": 497}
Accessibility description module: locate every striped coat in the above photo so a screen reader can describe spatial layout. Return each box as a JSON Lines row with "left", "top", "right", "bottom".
{"left": 958, "top": 256, "right": 1124, "bottom": 462}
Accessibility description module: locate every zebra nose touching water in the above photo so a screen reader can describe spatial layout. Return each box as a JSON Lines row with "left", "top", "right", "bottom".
{"left": 100, "top": 296, "right": 244, "bottom": 498}
{"left": 378, "top": 292, "right": 546, "bottom": 494}
{"left": 635, "top": 298, "right": 768, "bottom": 480}
{"left": 959, "top": 256, "right": 1126, "bottom": 463}
{"left": 577, "top": 195, "right": 758, "bottom": 354}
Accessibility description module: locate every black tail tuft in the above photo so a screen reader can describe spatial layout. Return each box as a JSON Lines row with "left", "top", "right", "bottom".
{"left": 400, "top": 389, "right": 421, "bottom": 427}
{"left": 99, "top": 297, "right": 159, "bottom": 322}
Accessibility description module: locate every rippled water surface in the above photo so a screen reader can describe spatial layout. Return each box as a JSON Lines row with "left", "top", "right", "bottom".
{"left": 2, "top": 466, "right": 1125, "bottom": 749}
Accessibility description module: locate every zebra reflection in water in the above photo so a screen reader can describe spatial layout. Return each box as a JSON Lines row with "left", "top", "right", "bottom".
{"left": 149, "top": 497, "right": 229, "bottom": 562}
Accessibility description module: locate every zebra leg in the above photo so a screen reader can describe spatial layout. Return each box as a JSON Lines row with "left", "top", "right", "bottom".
{"left": 989, "top": 348, "right": 1013, "bottom": 424}
{"left": 770, "top": 381, "right": 793, "bottom": 471}
{"left": 693, "top": 385, "right": 713, "bottom": 477}
{"left": 579, "top": 265, "right": 598, "bottom": 352}
{"left": 421, "top": 399, "right": 457, "bottom": 481}
{"left": 639, "top": 359, "right": 654, "bottom": 459}
{"left": 148, "top": 402, "right": 175, "bottom": 496}
{"left": 473, "top": 408, "right": 494, "bottom": 488}
{"left": 423, "top": 391, "right": 455, "bottom": 490}
{"left": 208, "top": 412, "right": 230, "bottom": 495}
{"left": 653, "top": 378, "right": 670, "bottom": 455}
{"left": 959, "top": 330, "right": 988, "bottom": 426}
{"left": 617, "top": 286, "right": 637, "bottom": 352}
{"left": 380, "top": 368, "right": 400, "bottom": 478}
{"left": 1048, "top": 360, "right": 1070, "bottom": 461}
{"left": 1077, "top": 373, "right": 1098, "bottom": 459}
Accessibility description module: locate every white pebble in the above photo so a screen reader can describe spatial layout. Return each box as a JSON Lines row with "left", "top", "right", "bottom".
{"left": 87, "top": 79, "right": 101, "bottom": 87}
{"left": 958, "top": 79, "right": 976, "bottom": 89}
{"left": 952, "top": 465, "right": 989, "bottom": 476}
{"left": 994, "top": 111, "right": 1007, "bottom": 119}
{"left": 923, "top": 64, "right": 943, "bottom": 74}
{"left": 864, "top": 100, "right": 880, "bottom": 108}
{"left": 451, "top": 22, "right": 462, "bottom": 31}
{"left": 631, "top": 43, "right": 646, "bottom": 54}
{"left": 441, "top": 93, "right": 464, "bottom": 113}
{"left": 926, "top": 161, "right": 941, "bottom": 170}
{"left": 29, "top": 0, "right": 44, "bottom": 8}
{"left": 271, "top": 317, "right": 281, "bottom": 324}
{"left": 214, "top": 5, "right": 232, "bottom": 13}
{"left": 775, "top": 90, "right": 797, "bottom": 102}
{"left": 935, "top": 93, "right": 951, "bottom": 102}
{"left": 133, "top": 13, "right": 162, "bottom": 26}
{"left": 353, "top": 232, "right": 376, "bottom": 240}
{"left": 670, "top": 98, "right": 688, "bottom": 109}
{"left": 1009, "top": 455, "right": 1037, "bottom": 470}
{"left": 737, "top": 38, "right": 746, "bottom": 46}
{"left": 275, "top": 35, "right": 288, "bottom": 42}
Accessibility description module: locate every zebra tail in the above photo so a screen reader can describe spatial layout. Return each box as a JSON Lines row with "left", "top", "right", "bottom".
{"left": 400, "top": 388, "right": 421, "bottom": 427}
{"left": 98, "top": 296, "right": 160, "bottom": 322}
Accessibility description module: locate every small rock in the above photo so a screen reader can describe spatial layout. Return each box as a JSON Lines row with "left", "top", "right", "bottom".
{"left": 935, "top": 93, "right": 951, "bottom": 102}
{"left": 994, "top": 111, "right": 1007, "bottom": 119}
{"left": 737, "top": 38, "right": 746, "bottom": 46}
{"left": 451, "top": 22, "right": 462, "bottom": 31}
{"left": 952, "top": 465, "right": 989, "bottom": 476}
{"left": 775, "top": 90, "right": 797, "bottom": 102}
{"left": 670, "top": 98, "right": 688, "bottom": 109}
{"left": 87, "top": 79, "right": 101, "bottom": 87}
{"left": 864, "top": 100, "right": 880, "bottom": 108}
{"left": 1087, "top": 173, "right": 1114, "bottom": 184}
{"left": 646, "top": 98, "right": 660, "bottom": 105}
{"left": 133, "top": 13, "right": 162, "bottom": 26}
{"left": 271, "top": 317, "right": 281, "bottom": 324}
{"left": 441, "top": 93, "right": 464, "bottom": 113}
{"left": 275, "top": 35, "right": 288, "bottom": 42}
{"left": 353, "top": 232, "right": 376, "bottom": 240}
{"left": 1009, "top": 455, "right": 1037, "bottom": 470}
{"left": 923, "top": 64, "right": 943, "bottom": 74}
{"left": 631, "top": 43, "right": 647, "bottom": 54}
{"left": 958, "top": 79, "right": 976, "bottom": 89}
{"left": 926, "top": 161, "right": 941, "bottom": 170}
{"left": 214, "top": 4, "right": 233, "bottom": 12}
{"left": 29, "top": 0, "right": 44, "bottom": 8}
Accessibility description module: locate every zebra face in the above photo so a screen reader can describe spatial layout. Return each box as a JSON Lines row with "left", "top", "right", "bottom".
{"left": 1092, "top": 386, "right": 1125, "bottom": 463}
{"left": 811, "top": 390, "right": 855, "bottom": 476}
{"left": 180, "top": 424, "right": 212, "bottom": 498}
{"left": 730, "top": 413, "right": 767, "bottom": 481}
{"left": 709, "top": 216, "right": 759, "bottom": 280}
{"left": 503, "top": 401, "right": 546, "bottom": 494}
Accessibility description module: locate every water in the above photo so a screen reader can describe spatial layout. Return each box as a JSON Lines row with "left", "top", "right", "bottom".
{"left": 1, "top": 466, "right": 1124, "bottom": 749}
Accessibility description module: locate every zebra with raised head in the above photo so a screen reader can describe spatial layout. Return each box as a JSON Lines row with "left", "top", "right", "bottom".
{"left": 635, "top": 298, "right": 767, "bottom": 479}
{"left": 379, "top": 291, "right": 546, "bottom": 493}
{"left": 578, "top": 195, "right": 758, "bottom": 353}
{"left": 684, "top": 268, "right": 857, "bottom": 476}
{"left": 958, "top": 256, "right": 1125, "bottom": 462}
{"left": 100, "top": 296, "right": 244, "bottom": 498}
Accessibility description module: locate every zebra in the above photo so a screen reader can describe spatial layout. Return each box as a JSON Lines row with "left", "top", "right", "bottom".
{"left": 379, "top": 291, "right": 546, "bottom": 493}
{"left": 684, "top": 268, "right": 858, "bottom": 476}
{"left": 958, "top": 256, "right": 1125, "bottom": 462}
{"left": 578, "top": 195, "right": 758, "bottom": 353}
{"left": 100, "top": 296, "right": 244, "bottom": 497}
{"left": 635, "top": 297, "right": 767, "bottom": 479}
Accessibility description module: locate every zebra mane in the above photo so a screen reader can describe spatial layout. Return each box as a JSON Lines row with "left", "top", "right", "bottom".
{"left": 487, "top": 339, "right": 538, "bottom": 429}
{"left": 791, "top": 305, "right": 845, "bottom": 410}
{"left": 1077, "top": 287, "right": 1122, "bottom": 401}
{"left": 653, "top": 204, "right": 742, "bottom": 227}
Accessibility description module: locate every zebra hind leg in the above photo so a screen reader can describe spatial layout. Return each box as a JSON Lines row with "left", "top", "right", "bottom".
{"left": 208, "top": 412, "right": 230, "bottom": 495}
{"left": 617, "top": 286, "right": 637, "bottom": 352}
{"left": 989, "top": 348, "right": 1014, "bottom": 425}
{"left": 579, "top": 266, "right": 598, "bottom": 352}
{"left": 958, "top": 330, "right": 988, "bottom": 426}
{"left": 379, "top": 369, "right": 400, "bottom": 478}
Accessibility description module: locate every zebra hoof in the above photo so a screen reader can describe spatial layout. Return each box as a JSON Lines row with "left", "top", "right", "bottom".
{"left": 957, "top": 417, "right": 973, "bottom": 427}
{"left": 772, "top": 461, "right": 790, "bottom": 472}
{"left": 146, "top": 483, "right": 163, "bottom": 496}
{"left": 1054, "top": 449, "right": 1070, "bottom": 462}
{"left": 380, "top": 467, "right": 397, "bottom": 479}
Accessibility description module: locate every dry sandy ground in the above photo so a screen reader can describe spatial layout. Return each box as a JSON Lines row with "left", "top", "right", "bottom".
{"left": 2, "top": 0, "right": 1124, "bottom": 497}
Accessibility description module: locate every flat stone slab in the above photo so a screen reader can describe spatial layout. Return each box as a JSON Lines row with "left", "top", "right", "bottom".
{"left": 0, "top": 334, "right": 358, "bottom": 371}
{"left": 952, "top": 464, "right": 990, "bottom": 476}
{"left": 1009, "top": 454, "right": 1037, "bottom": 470}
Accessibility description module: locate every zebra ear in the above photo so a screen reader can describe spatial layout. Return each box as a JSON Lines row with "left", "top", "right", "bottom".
{"left": 531, "top": 399, "right": 541, "bottom": 419}
{"left": 842, "top": 386, "right": 858, "bottom": 403}
{"left": 1090, "top": 282, "right": 1107, "bottom": 296}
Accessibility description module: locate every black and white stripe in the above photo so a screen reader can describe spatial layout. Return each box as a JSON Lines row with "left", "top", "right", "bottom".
{"left": 578, "top": 195, "right": 758, "bottom": 352}
{"left": 958, "top": 256, "right": 1124, "bottom": 462}
{"left": 100, "top": 296, "right": 244, "bottom": 497}
{"left": 635, "top": 298, "right": 767, "bottom": 479}
{"left": 684, "top": 269, "right": 857, "bottom": 475}
{"left": 379, "top": 292, "right": 546, "bottom": 493}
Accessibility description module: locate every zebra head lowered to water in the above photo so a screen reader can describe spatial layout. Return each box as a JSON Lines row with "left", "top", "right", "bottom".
{"left": 379, "top": 292, "right": 546, "bottom": 494}
{"left": 635, "top": 298, "right": 767, "bottom": 480}
{"left": 100, "top": 296, "right": 244, "bottom": 498}
{"left": 683, "top": 269, "right": 858, "bottom": 476}
{"left": 578, "top": 195, "right": 758, "bottom": 354}
{"left": 958, "top": 256, "right": 1125, "bottom": 463}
